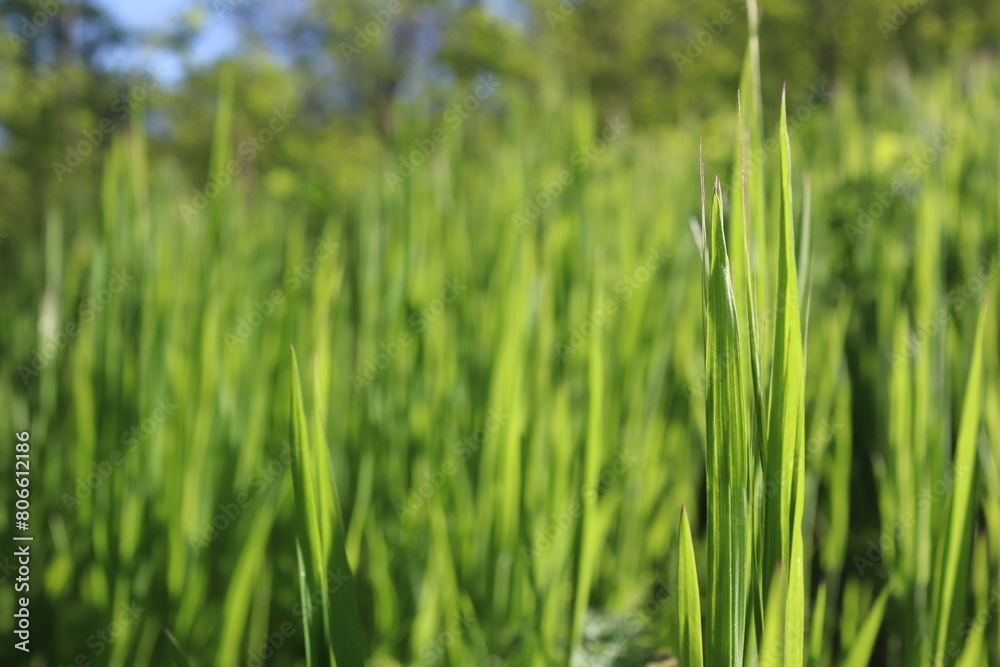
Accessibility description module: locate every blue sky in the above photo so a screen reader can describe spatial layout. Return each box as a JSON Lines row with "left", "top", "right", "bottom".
{"left": 89, "top": 0, "right": 524, "bottom": 83}
{"left": 91, "top": 0, "right": 240, "bottom": 81}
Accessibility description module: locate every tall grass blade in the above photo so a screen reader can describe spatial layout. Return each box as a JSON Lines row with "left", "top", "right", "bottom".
{"left": 289, "top": 347, "right": 366, "bottom": 666}
{"left": 763, "top": 86, "right": 805, "bottom": 581}
{"left": 841, "top": 588, "right": 889, "bottom": 667}
{"left": 930, "top": 300, "right": 989, "bottom": 665}
{"left": 678, "top": 505, "right": 705, "bottom": 667}
{"left": 567, "top": 251, "right": 605, "bottom": 664}
{"left": 759, "top": 565, "right": 786, "bottom": 667}
{"left": 312, "top": 359, "right": 367, "bottom": 667}
{"left": 703, "top": 175, "right": 751, "bottom": 667}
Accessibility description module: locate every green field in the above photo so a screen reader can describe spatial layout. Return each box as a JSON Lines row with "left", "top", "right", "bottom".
{"left": 3, "top": 10, "right": 1000, "bottom": 667}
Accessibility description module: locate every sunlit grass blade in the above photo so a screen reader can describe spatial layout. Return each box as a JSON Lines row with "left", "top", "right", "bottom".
{"left": 930, "top": 300, "right": 989, "bottom": 665}
{"left": 678, "top": 505, "right": 705, "bottom": 667}
{"left": 785, "top": 102, "right": 809, "bottom": 667}
{"left": 954, "top": 539, "right": 989, "bottom": 667}
{"left": 763, "top": 85, "right": 805, "bottom": 578}
{"left": 311, "top": 358, "right": 367, "bottom": 667}
{"left": 289, "top": 347, "right": 366, "bottom": 667}
{"left": 807, "top": 583, "right": 827, "bottom": 666}
{"left": 759, "top": 565, "right": 786, "bottom": 667}
{"left": 290, "top": 346, "right": 332, "bottom": 666}
{"left": 703, "top": 175, "right": 751, "bottom": 667}
{"left": 749, "top": 89, "right": 807, "bottom": 666}
{"left": 783, "top": 404, "right": 806, "bottom": 667}
{"left": 840, "top": 587, "right": 889, "bottom": 667}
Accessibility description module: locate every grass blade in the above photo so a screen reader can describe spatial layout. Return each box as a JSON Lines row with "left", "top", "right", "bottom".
{"left": 678, "top": 505, "right": 705, "bottom": 667}
{"left": 841, "top": 588, "right": 889, "bottom": 667}
{"left": 289, "top": 347, "right": 367, "bottom": 666}
{"left": 929, "top": 300, "right": 989, "bottom": 665}
{"left": 703, "top": 175, "right": 751, "bottom": 667}
{"left": 289, "top": 346, "right": 332, "bottom": 666}
{"left": 759, "top": 565, "right": 786, "bottom": 667}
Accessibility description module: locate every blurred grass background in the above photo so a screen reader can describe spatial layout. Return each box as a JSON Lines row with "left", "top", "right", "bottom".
{"left": 1, "top": 0, "right": 999, "bottom": 665}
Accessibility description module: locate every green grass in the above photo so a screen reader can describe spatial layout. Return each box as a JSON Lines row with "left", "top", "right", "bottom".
{"left": 288, "top": 347, "right": 366, "bottom": 667}
{"left": 2, "top": 29, "right": 1000, "bottom": 667}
